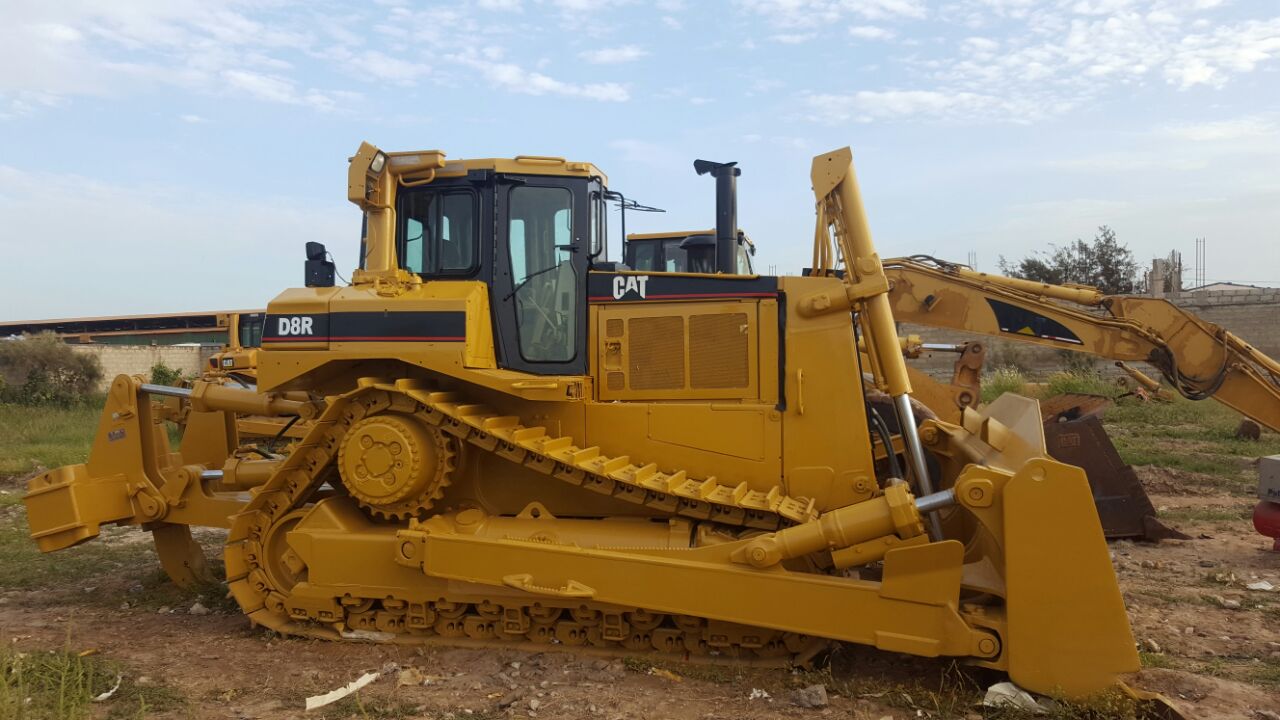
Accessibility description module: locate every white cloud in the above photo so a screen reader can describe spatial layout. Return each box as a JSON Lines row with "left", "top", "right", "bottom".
{"left": 1161, "top": 116, "right": 1278, "bottom": 142}
{"left": 0, "top": 91, "right": 62, "bottom": 120}
{"left": 179, "top": 113, "right": 207, "bottom": 123}
{"left": 579, "top": 45, "right": 648, "bottom": 64}
{"left": 0, "top": 165, "right": 352, "bottom": 318}
{"left": 356, "top": 50, "right": 430, "bottom": 85}
{"left": 741, "top": 0, "right": 926, "bottom": 28}
{"left": 1163, "top": 18, "right": 1280, "bottom": 88}
{"left": 0, "top": 3, "right": 414, "bottom": 117}
{"left": 454, "top": 53, "right": 629, "bottom": 101}
{"left": 222, "top": 70, "right": 296, "bottom": 104}
{"left": 805, "top": 89, "right": 1042, "bottom": 123}
{"left": 772, "top": 33, "right": 816, "bottom": 44}
{"left": 662, "top": 15, "right": 683, "bottom": 29}
{"left": 849, "top": 25, "right": 895, "bottom": 40}
{"left": 221, "top": 70, "right": 341, "bottom": 110}
{"left": 813, "top": 2, "right": 1280, "bottom": 125}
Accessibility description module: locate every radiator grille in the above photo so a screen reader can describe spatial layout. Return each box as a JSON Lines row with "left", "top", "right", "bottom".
{"left": 689, "top": 313, "right": 749, "bottom": 389}
{"left": 607, "top": 372, "right": 625, "bottom": 391}
{"left": 605, "top": 318, "right": 623, "bottom": 337}
{"left": 629, "top": 316, "right": 685, "bottom": 390}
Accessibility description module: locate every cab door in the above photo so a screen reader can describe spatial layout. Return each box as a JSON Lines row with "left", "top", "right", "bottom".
{"left": 492, "top": 176, "right": 589, "bottom": 375}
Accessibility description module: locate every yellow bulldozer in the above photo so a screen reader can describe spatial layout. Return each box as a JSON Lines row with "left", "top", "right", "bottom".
{"left": 26, "top": 144, "right": 1145, "bottom": 699}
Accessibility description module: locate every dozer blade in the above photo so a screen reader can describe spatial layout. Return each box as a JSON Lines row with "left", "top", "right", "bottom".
{"left": 1043, "top": 416, "right": 1188, "bottom": 541}
{"left": 1002, "top": 457, "right": 1141, "bottom": 697}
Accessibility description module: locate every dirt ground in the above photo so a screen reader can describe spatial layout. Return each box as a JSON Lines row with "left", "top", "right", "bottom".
{"left": 2, "top": 466, "right": 1279, "bottom": 720}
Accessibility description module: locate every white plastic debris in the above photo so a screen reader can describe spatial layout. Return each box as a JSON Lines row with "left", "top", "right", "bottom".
{"left": 1246, "top": 580, "right": 1275, "bottom": 592}
{"left": 339, "top": 629, "right": 396, "bottom": 642}
{"left": 92, "top": 674, "right": 123, "bottom": 702}
{"left": 304, "top": 672, "right": 379, "bottom": 711}
{"left": 748, "top": 688, "right": 772, "bottom": 701}
{"left": 982, "top": 682, "right": 1046, "bottom": 714}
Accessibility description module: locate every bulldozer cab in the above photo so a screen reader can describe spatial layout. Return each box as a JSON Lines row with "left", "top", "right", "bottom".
{"left": 389, "top": 169, "right": 604, "bottom": 375}
{"left": 339, "top": 145, "right": 762, "bottom": 378}
{"left": 625, "top": 231, "right": 755, "bottom": 275}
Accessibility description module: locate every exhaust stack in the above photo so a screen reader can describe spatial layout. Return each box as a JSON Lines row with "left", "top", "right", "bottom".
{"left": 694, "top": 159, "right": 740, "bottom": 274}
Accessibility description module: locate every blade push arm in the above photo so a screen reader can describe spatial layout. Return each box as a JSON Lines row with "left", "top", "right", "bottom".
{"left": 883, "top": 256, "right": 1280, "bottom": 432}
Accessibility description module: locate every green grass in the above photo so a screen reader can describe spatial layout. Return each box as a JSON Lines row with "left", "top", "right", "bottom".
{"left": 0, "top": 643, "right": 185, "bottom": 720}
{"left": 1099, "top": 392, "right": 1279, "bottom": 494}
{"left": 1250, "top": 657, "right": 1280, "bottom": 689}
{"left": 1109, "top": 436, "right": 1252, "bottom": 482}
{"left": 1138, "top": 652, "right": 1178, "bottom": 670}
{"left": 1043, "top": 369, "right": 1119, "bottom": 398}
{"left": 0, "top": 512, "right": 158, "bottom": 592}
{"left": 812, "top": 657, "right": 1142, "bottom": 720}
{"left": 1107, "top": 394, "right": 1280, "bottom": 444}
{"left": 982, "top": 366, "right": 1028, "bottom": 403}
{"left": 0, "top": 403, "right": 99, "bottom": 478}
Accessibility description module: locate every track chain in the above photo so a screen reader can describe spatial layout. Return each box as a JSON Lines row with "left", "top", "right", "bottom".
{"left": 224, "top": 380, "right": 819, "bottom": 658}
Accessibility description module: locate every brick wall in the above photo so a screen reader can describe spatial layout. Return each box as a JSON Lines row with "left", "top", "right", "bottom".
{"left": 71, "top": 345, "right": 216, "bottom": 391}
{"left": 1165, "top": 287, "right": 1280, "bottom": 358}
{"left": 902, "top": 286, "right": 1280, "bottom": 381}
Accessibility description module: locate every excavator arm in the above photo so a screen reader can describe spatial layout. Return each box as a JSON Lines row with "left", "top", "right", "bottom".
{"left": 882, "top": 256, "right": 1280, "bottom": 433}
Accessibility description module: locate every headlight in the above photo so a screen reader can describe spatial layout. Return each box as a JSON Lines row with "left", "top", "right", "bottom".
{"left": 370, "top": 151, "right": 387, "bottom": 175}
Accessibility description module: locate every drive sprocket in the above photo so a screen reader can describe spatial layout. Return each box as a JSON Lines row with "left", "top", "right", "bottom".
{"left": 337, "top": 412, "right": 455, "bottom": 520}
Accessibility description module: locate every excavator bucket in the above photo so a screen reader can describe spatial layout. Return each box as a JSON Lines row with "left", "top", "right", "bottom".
{"left": 1042, "top": 414, "right": 1188, "bottom": 541}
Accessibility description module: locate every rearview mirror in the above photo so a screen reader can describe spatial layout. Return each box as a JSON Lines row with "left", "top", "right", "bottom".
{"left": 305, "top": 242, "right": 336, "bottom": 288}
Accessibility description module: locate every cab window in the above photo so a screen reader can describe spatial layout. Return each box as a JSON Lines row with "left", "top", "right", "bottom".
{"left": 631, "top": 240, "right": 658, "bottom": 271}
{"left": 736, "top": 243, "right": 754, "bottom": 274}
{"left": 589, "top": 190, "right": 606, "bottom": 260}
{"left": 237, "top": 314, "right": 263, "bottom": 348}
{"left": 399, "top": 190, "right": 478, "bottom": 275}
{"left": 508, "top": 186, "right": 577, "bottom": 362}
{"left": 661, "top": 239, "right": 689, "bottom": 272}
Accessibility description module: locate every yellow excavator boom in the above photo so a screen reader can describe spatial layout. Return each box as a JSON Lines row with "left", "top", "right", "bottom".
{"left": 882, "top": 255, "right": 1280, "bottom": 433}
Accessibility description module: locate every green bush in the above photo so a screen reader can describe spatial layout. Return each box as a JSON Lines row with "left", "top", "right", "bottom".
{"left": 0, "top": 333, "right": 102, "bottom": 407}
{"left": 982, "top": 366, "right": 1026, "bottom": 403}
{"left": 149, "top": 361, "right": 185, "bottom": 386}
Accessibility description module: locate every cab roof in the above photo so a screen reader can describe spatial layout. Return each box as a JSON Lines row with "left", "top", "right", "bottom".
{"left": 387, "top": 150, "right": 607, "bottom": 186}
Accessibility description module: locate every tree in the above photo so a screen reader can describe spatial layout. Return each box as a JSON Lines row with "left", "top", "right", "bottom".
{"left": 998, "top": 225, "right": 1139, "bottom": 295}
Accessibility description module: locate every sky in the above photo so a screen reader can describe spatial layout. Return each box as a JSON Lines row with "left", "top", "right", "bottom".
{"left": 1, "top": 0, "right": 1278, "bottom": 319}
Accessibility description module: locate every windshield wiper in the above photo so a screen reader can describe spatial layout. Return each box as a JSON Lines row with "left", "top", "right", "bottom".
{"left": 503, "top": 262, "right": 562, "bottom": 301}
